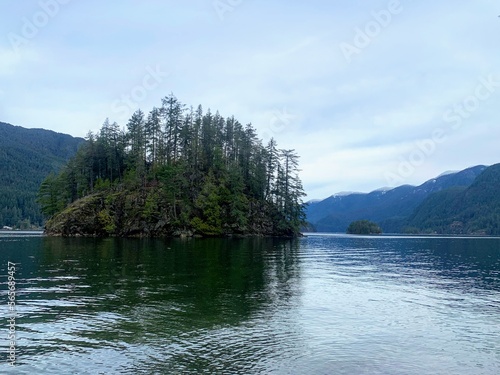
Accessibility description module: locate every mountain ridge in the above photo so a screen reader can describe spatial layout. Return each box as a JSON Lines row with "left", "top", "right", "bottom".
{"left": 306, "top": 165, "right": 488, "bottom": 233}
{"left": 407, "top": 163, "right": 500, "bottom": 235}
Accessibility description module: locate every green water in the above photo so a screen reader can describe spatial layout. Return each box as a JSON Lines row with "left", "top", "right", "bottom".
{"left": 0, "top": 234, "right": 499, "bottom": 374}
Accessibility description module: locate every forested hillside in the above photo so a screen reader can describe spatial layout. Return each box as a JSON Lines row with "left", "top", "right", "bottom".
{"left": 407, "top": 164, "right": 500, "bottom": 235}
{"left": 0, "top": 122, "right": 84, "bottom": 228}
{"left": 306, "top": 165, "right": 486, "bottom": 233}
{"left": 41, "top": 94, "right": 305, "bottom": 237}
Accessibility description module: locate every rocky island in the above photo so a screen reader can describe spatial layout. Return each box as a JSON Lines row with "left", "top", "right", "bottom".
{"left": 40, "top": 95, "right": 306, "bottom": 238}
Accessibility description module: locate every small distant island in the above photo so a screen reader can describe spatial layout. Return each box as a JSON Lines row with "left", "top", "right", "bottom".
{"left": 39, "top": 94, "right": 306, "bottom": 238}
{"left": 347, "top": 220, "right": 382, "bottom": 235}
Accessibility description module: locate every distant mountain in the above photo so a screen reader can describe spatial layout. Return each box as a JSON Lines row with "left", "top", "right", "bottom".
{"left": 0, "top": 122, "right": 84, "bottom": 228}
{"left": 407, "top": 164, "right": 500, "bottom": 235}
{"left": 306, "top": 165, "right": 487, "bottom": 233}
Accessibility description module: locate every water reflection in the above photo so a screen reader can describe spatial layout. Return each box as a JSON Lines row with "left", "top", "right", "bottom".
{"left": 37, "top": 237, "right": 303, "bottom": 326}
{"left": 0, "top": 235, "right": 499, "bottom": 374}
{"left": 1, "top": 237, "right": 304, "bottom": 373}
{"left": 302, "top": 235, "right": 500, "bottom": 293}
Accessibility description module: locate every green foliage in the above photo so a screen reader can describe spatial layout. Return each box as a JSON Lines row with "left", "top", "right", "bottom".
{"left": 95, "top": 178, "right": 112, "bottom": 191}
{"left": 97, "top": 209, "right": 115, "bottom": 234}
{"left": 347, "top": 220, "right": 382, "bottom": 235}
{"left": 41, "top": 95, "right": 306, "bottom": 237}
{"left": 143, "top": 191, "right": 160, "bottom": 222}
{"left": 192, "top": 172, "right": 223, "bottom": 236}
{"left": 38, "top": 173, "right": 67, "bottom": 218}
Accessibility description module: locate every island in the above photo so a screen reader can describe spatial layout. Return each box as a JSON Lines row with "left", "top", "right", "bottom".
{"left": 346, "top": 220, "right": 382, "bottom": 235}
{"left": 39, "top": 95, "right": 306, "bottom": 238}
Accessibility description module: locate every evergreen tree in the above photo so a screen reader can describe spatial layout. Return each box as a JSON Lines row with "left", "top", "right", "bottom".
{"left": 145, "top": 107, "right": 162, "bottom": 166}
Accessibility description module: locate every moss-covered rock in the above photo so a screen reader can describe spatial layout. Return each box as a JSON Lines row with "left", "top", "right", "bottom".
{"left": 45, "top": 194, "right": 107, "bottom": 236}
{"left": 44, "top": 187, "right": 288, "bottom": 238}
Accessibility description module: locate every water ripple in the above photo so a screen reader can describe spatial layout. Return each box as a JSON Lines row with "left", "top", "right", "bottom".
{"left": 1, "top": 236, "right": 499, "bottom": 374}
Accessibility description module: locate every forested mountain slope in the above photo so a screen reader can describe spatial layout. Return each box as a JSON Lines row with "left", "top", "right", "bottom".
{"left": 408, "top": 164, "right": 500, "bottom": 235}
{"left": 306, "top": 165, "right": 486, "bottom": 233}
{"left": 0, "top": 122, "right": 84, "bottom": 228}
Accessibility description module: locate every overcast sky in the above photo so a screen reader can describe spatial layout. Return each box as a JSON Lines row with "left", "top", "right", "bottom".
{"left": 1, "top": 0, "right": 499, "bottom": 200}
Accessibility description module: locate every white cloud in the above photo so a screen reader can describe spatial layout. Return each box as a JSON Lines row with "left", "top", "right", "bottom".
{"left": 0, "top": 0, "right": 499, "bottom": 200}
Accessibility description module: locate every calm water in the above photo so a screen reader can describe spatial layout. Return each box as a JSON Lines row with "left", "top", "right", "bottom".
{"left": 0, "top": 233, "right": 499, "bottom": 374}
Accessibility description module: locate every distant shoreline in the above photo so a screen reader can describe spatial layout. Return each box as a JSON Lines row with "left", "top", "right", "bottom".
{"left": 303, "top": 232, "right": 500, "bottom": 239}
{"left": 0, "top": 230, "right": 44, "bottom": 236}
